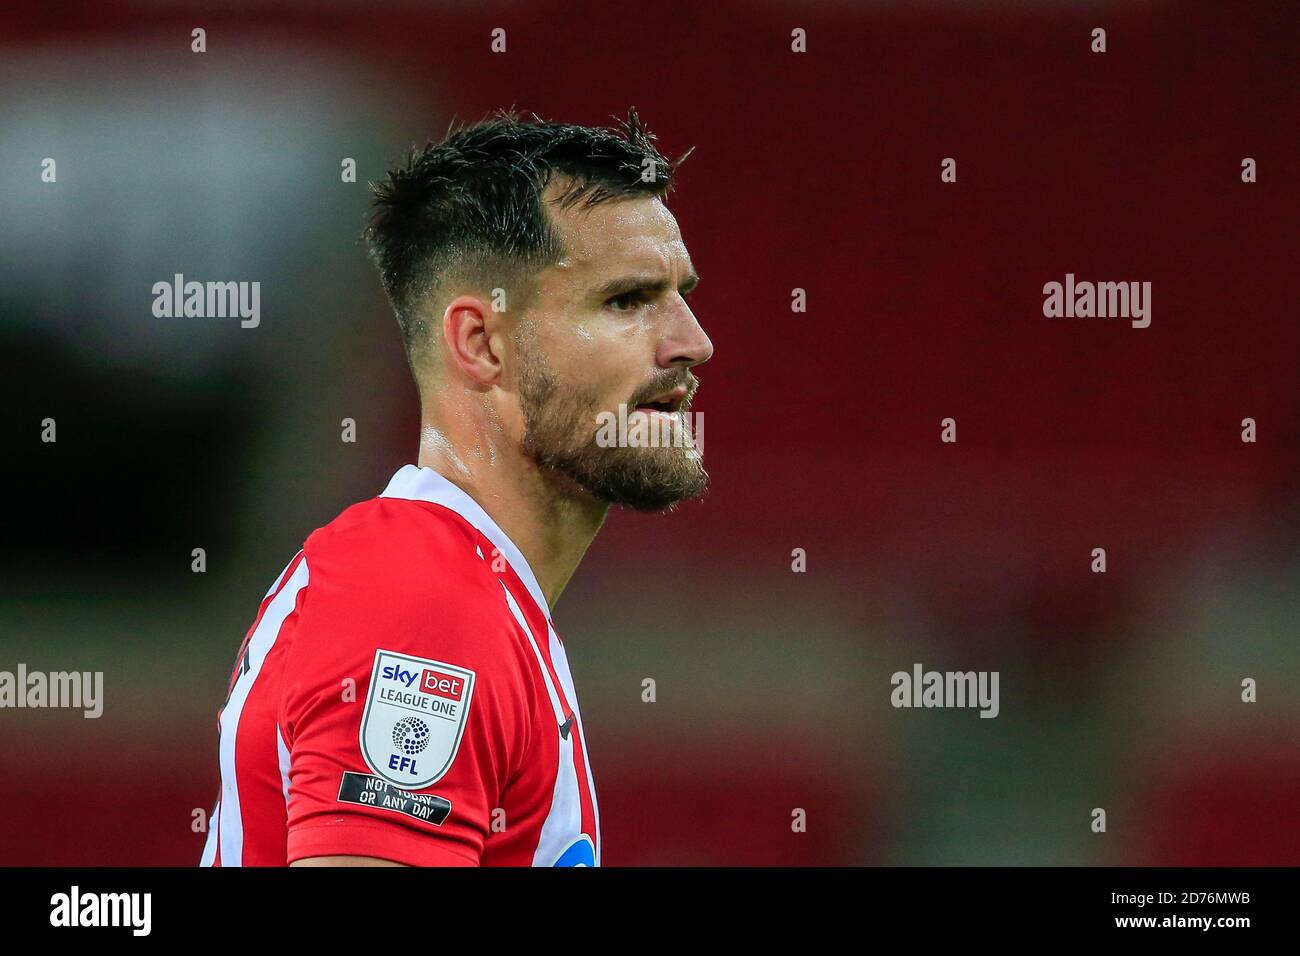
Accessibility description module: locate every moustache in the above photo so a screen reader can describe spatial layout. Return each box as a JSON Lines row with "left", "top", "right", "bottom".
{"left": 628, "top": 371, "right": 700, "bottom": 409}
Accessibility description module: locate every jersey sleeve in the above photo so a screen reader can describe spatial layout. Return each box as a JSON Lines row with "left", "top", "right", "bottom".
{"left": 278, "top": 505, "right": 533, "bottom": 866}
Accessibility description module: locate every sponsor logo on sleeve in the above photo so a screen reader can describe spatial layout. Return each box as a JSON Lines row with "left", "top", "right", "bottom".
{"left": 337, "top": 771, "right": 452, "bottom": 827}
{"left": 360, "top": 649, "right": 476, "bottom": 789}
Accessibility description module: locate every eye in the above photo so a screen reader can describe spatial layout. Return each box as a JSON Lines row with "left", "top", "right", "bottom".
{"left": 606, "top": 290, "right": 647, "bottom": 312}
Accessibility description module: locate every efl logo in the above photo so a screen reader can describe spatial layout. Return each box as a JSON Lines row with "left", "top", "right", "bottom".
{"left": 420, "top": 669, "right": 465, "bottom": 700}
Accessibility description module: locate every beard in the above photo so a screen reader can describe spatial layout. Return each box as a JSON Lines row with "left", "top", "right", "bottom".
{"left": 516, "top": 340, "right": 708, "bottom": 513}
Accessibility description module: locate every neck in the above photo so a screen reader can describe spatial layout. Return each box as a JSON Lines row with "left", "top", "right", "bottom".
{"left": 416, "top": 422, "right": 608, "bottom": 611}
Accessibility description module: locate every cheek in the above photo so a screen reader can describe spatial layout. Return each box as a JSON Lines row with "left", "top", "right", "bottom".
{"left": 564, "top": 325, "right": 646, "bottom": 404}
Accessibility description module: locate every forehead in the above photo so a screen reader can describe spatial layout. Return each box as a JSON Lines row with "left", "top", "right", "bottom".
{"left": 540, "top": 187, "right": 691, "bottom": 285}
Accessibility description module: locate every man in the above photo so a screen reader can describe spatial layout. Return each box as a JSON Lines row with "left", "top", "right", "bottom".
{"left": 199, "top": 108, "right": 713, "bottom": 867}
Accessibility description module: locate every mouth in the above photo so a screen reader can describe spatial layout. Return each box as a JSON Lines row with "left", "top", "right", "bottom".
{"left": 634, "top": 386, "right": 688, "bottom": 415}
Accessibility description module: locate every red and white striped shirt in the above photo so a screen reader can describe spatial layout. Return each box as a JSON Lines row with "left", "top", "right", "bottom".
{"left": 200, "top": 465, "right": 601, "bottom": 866}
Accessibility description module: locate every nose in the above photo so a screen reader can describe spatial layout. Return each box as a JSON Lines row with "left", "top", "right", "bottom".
{"left": 656, "top": 299, "right": 714, "bottom": 369}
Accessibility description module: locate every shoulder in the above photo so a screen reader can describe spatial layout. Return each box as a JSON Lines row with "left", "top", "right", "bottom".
{"left": 282, "top": 495, "right": 526, "bottom": 682}
{"left": 306, "top": 495, "right": 482, "bottom": 579}
{"left": 300, "top": 495, "right": 507, "bottom": 612}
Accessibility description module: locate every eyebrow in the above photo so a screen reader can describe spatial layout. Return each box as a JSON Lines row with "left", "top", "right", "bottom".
{"left": 594, "top": 270, "right": 700, "bottom": 300}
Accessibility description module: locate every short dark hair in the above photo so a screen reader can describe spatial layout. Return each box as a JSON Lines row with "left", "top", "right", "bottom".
{"left": 364, "top": 107, "right": 691, "bottom": 376}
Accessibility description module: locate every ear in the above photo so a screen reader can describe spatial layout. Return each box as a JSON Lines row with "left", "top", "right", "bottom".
{"left": 442, "top": 294, "right": 502, "bottom": 386}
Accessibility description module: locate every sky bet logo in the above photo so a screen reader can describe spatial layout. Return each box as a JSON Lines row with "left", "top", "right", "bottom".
{"left": 380, "top": 665, "right": 466, "bottom": 701}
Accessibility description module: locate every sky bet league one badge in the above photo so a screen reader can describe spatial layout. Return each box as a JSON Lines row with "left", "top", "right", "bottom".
{"left": 360, "top": 649, "right": 476, "bottom": 789}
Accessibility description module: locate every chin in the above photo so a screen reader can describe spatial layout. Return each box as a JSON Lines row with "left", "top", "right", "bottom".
{"left": 593, "top": 461, "right": 710, "bottom": 513}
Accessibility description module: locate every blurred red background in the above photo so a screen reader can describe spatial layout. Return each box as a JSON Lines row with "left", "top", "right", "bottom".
{"left": 1, "top": 0, "right": 1297, "bottom": 865}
